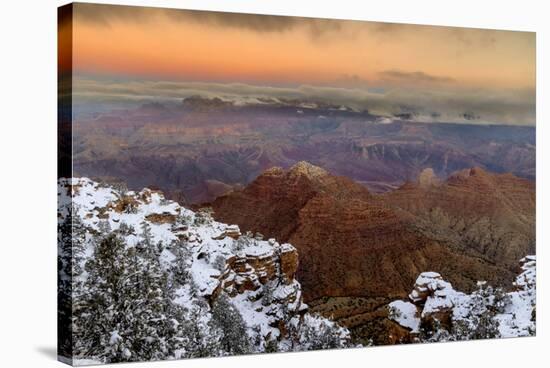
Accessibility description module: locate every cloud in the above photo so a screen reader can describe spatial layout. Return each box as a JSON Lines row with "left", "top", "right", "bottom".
{"left": 449, "top": 28, "right": 498, "bottom": 48}
{"left": 73, "top": 77, "right": 535, "bottom": 126}
{"left": 73, "top": 3, "right": 155, "bottom": 27}
{"left": 73, "top": 3, "right": 342, "bottom": 35}
{"left": 166, "top": 10, "right": 299, "bottom": 33}
{"left": 379, "top": 70, "right": 456, "bottom": 85}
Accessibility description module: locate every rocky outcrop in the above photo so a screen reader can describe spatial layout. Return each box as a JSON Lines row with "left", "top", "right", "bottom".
{"left": 388, "top": 256, "right": 536, "bottom": 340}
{"left": 211, "top": 163, "right": 526, "bottom": 299}
{"left": 386, "top": 272, "right": 458, "bottom": 342}
{"left": 145, "top": 212, "right": 178, "bottom": 224}
{"left": 513, "top": 255, "right": 536, "bottom": 292}
{"left": 216, "top": 242, "right": 300, "bottom": 294}
{"left": 60, "top": 177, "right": 334, "bottom": 345}
{"left": 279, "top": 243, "right": 299, "bottom": 283}
{"left": 212, "top": 224, "right": 241, "bottom": 240}
{"left": 384, "top": 166, "right": 536, "bottom": 271}
{"left": 408, "top": 272, "right": 457, "bottom": 331}
{"left": 211, "top": 162, "right": 535, "bottom": 344}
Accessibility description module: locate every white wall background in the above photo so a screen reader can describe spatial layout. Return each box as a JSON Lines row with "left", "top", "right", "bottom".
{"left": 0, "top": 0, "right": 547, "bottom": 367}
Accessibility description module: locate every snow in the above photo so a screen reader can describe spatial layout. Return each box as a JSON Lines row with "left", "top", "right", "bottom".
{"left": 159, "top": 248, "right": 176, "bottom": 269}
{"left": 375, "top": 117, "right": 394, "bottom": 124}
{"left": 280, "top": 243, "right": 295, "bottom": 253}
{"left": 231, "top": 288, "right": 277, "bottom": 338}
{"left": 109, "top": 331, "right": 122, "bottom": 345}
{"left": 391, "top": 256, "right": 536, "bottom": 339}
{"left": 418, "top": 271, "right": 441, "bottom": 279}
{"left": 58, "top": 177, "right": 351, "bottom": 355}
{"left": 388, "top": 300, "right": 420, "bottom": 333}
{"left": 422, "top": 288, "right": 460, "bottom": 317}
{"left": 408, "top": 271, "right": 459, "bottom": 315}
{"left": 299, "top": 102, "right": 318, "bottom": 109}
{"left": 173, "top": 284, "right": 193, "bottom": 307}
{"left": 122, "top": 348, "right": 132, "bottom": 359}
{"left": 495, "top": 255, "right": 536, "bottom": 337}
{"left": 243, "top": 242, "right": 274, "bottom": 257}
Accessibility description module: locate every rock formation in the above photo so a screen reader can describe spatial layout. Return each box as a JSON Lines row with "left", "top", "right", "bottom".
{"left": 211, "top": 162, "right": 536, "bottom": 344}
{"left": 383, "top": 166, "right": 536, "bottom": 269}
{"left": 388, "top": 256, "right": 536, "bottom": 341}
{"left": 59, "top": 177, "right": 350, "bottom": 354}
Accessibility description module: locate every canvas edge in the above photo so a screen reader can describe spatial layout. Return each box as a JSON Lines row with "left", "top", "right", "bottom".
{"left": 58, "top": 2, "right": 75, "bottom": 366}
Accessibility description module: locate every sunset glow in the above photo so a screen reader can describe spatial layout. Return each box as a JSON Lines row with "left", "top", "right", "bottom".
{"left": 62, "top": 3, "right": 536, "bottom": 125}
{"left": 70, "top": 4, "right": 535, "bottom": 89}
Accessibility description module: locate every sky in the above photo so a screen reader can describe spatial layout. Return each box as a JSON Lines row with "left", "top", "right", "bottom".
{"left": 62, "top": 3, "right": 536, "bottom": 125}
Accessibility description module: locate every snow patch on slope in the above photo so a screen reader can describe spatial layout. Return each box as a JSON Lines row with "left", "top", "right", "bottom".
{"left": 388, "top": 256, "right": 536, "bottom": 339}
{"left": 58, "top": 177, "right": 351, "bottom": 364}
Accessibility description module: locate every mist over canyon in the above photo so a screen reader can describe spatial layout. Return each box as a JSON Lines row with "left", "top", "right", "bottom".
{"left": 73, "top": 96, "right": 535, "bottom": 205}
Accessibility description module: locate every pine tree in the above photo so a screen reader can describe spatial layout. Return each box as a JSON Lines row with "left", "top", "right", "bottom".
{"left": 209, "top": 294, "right": 252, "bottom": 355}
{"left": 97, "top": 219, "right": 112, "bottom": 236}
{"left": 76, "top": 233, "right": 127, "bottom": 361}
{"left": 171, "top": 241, "right": 192, "bottom": 287}
{"left": 59, "top": 205, "right": 89, "bottom": 357}
{"left": 58, "top": 206, "right": 81, "bottom": 357}
{"left": 140, "top": 221, "right": 153, "bottom": 248}
{"left": 75, "top": 233, "right": 178, "bottom": 363}
{"left": 300, "top": 318, "right": 344, "bottom": 350}
{"left": 451, "top": 284, "right": 501, "bottom": 341}
{"left": 261, "top": 283, "right": 274, "bottom": 307}
{"left": 117, "top": 222, "right": 136, "bottom": 237}
{"left": 179, "top": 303, "right": 222, "bottom": 358}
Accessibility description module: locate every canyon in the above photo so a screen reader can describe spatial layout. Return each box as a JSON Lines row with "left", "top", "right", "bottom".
{"left": 210, "top": 162, "right": 535, "bottom": 344}
{"left": 72, "top": 97, "right": 535, "bottom": 204}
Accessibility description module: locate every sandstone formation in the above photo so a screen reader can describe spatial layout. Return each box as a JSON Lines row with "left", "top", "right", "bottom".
{"left": 211, "top": 162, "right": 536, "bottom": 343}
{"left": 383, "top": 167, "right": 536, "bottom": 269}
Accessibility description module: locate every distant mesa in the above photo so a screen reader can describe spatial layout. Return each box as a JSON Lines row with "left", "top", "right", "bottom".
{"left": 181, "top": 95, "right": 232, "bottom": 111}
{"left": 462, "top": 112, "right": 480, "bottom": 121}
{"left": 393, "top": 112, "right": 417, "bottom": 120}
{"left": 178, "top": 94, "right": 368, "bottom": 114}
{"left": 139, "top": 101, "right": 167, "bottom": 111}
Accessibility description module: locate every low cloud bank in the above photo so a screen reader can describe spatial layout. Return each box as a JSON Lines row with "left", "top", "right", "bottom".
{"left": 73, "top": 77, "right": 535, "bottom": 126}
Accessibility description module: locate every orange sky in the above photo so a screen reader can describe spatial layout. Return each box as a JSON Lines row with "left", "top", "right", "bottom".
{"left": 62, "top": 3, "right": 536, "bottom": 125}
{"left": 69, "top": 3, "right": 535, "bottom": 90}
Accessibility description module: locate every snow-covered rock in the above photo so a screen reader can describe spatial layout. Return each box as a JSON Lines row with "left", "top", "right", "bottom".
{"left": 388, "top": 256, "right": 536, "bottom": 341}
{"left": 388, "top": 300, "right": 420, "bottom": 333}
{"left": 58, "top": 178, "right": 351, "bottom": 364}
{"left": 494, "top": 256, "right": 536, "bottom": 337}
{"left": 408, "top": 272, "right": 464, "bottom": 320}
